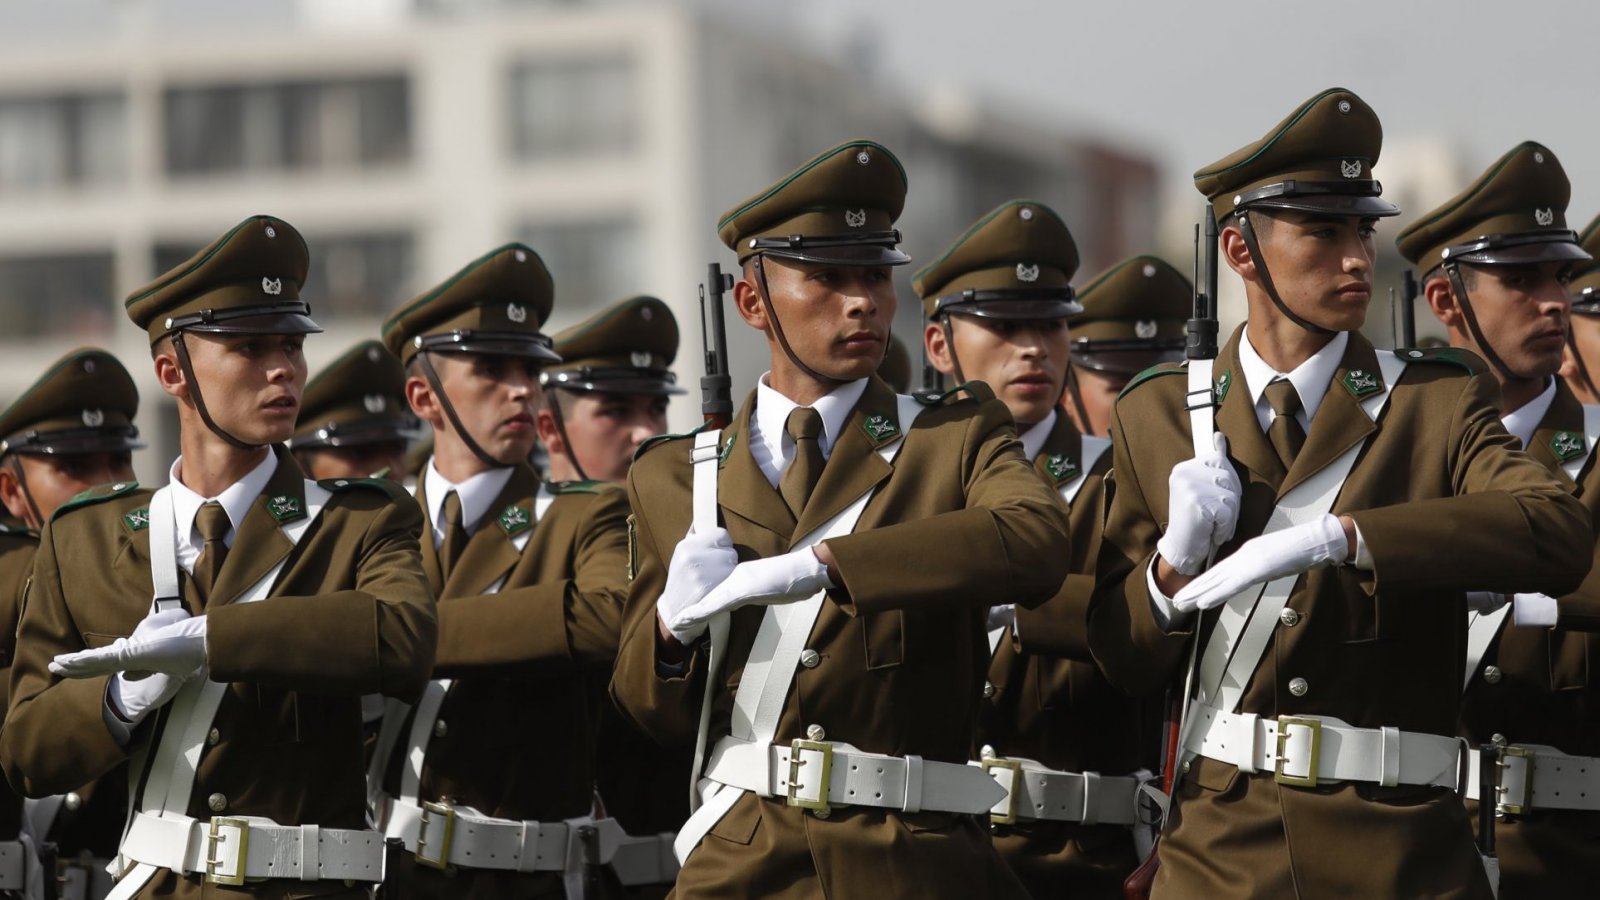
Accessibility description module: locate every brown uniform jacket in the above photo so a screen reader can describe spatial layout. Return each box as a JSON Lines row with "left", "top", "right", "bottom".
{"left": 610, "top": 377, "right": 1072, "bottom": 900}
{"left": 981, "top": 415, "right": 1155, "bottom": 899}
{"left": 0, "top": 523, "right": 32, "bottom": 844}
{"left": 380, "top": 463, "right": 629, "bottom": 900}
{"left": 1089, "top": 328, "right": 1591, "bottom": 900}
{"left": 3, "top": 447, "right": 436, "bottom": 900}
{"left": 1459, "top": 379, "right": 1600, "bottom": 898}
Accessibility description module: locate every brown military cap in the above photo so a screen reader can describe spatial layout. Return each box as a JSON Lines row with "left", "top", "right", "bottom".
{"left": 1195, "top": 87, "right": 1400, "bottom": 222}
{"left": 718, "top": 139, "right": 910, "bottom": 266}
{"left": 290, "top": 340, "right": 420, "bottom": 451}
{"left": 913, "top": 199, "right": 1081, "bottom": 320}
{"left": 125, "top": 215, "right": 322, "bottom": 344}
{"left": 1570, "top": 213, "right": 1600, "bottom": 313}
{"left": 877, "top": 334, "right": 912, "bottom": 393}
{"left": 0, "top": 348, "right": 144, "bottom": 457}
{"left": 1397, "top": 142, "right": 1590, "bottom": 276}
{"left": 542, "top": 296, "right": 686, "bottom": 396}
{"left": 382, "top": 243, "right": 562, "bottom": 366}
{"left": 1070, "top": 255, "right": 1191, "bottom": 375}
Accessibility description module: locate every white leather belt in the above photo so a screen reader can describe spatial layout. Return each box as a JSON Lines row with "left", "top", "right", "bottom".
{"left": 0, "top": 839, "right": 23, "bottom": 890}
{"left": 120, "top": 811, "right": 384, "bottom": 885}
{"left": 1184, "top": 701, "right": 1461, "bottom": 789}
{"left": 1464, "top": 744, "right": 1600, "bottom": 814}
{"left": 970, "top": 755, "right": 1144, "bottom": 826}
{"left": 609, "top": 832, "right": 679, "bottom": 886}
{"left": 702, "top": 738, "right": 1005, "bottom": 816}
{"left": 385, "top": 798, "right": 625, "bottom": 874}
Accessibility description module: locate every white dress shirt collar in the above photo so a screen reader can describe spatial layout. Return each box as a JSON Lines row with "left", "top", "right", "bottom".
{"left": 1018, "top": 409, "right": 1058, "bottom": 463}
{"left": 1500, "top": 378, "right": 1558, "bottom": 449}
{"left": 167, "top": 448, "right": 278, "bottom": 572}
{"left": 748, "top": 374, "right": 870, "bottom": 489}
{"left": 1238, "top": 328, "right": 1349, "bottom": 433}
{"left": 423, "top": 460, "right": 515, "bottom": 548}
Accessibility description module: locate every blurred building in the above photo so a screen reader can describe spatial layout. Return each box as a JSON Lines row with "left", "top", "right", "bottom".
{"left": 0, "top": 0, "right": 1157, "bottom": 479}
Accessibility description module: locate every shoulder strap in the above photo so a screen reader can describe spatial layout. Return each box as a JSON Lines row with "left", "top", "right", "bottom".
{"left": 1186, "top": 359, "right": 1215, "bottom": 458}
{"left": 691, "top": 430, "right": 723, "bottom": 533}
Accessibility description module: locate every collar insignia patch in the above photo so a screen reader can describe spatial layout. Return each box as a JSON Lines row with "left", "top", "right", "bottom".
{"left": 267, "top": 495, "right": 304, "bottom": 523}
{"left": 862, "top": 414, "right": 899, "bottom": 442}
{"left": 1045, "top": 453, "right": 1078, "bottom": 483}
{"left": 498, "top": 503, "right": 531, "bottom": 536}
{"left": 1213, "top": 371, "right": 1232, "bottom": 403}
{"left": 123, "top": 507, "right": 150, "bottom": 532}
{"left": 1342, "top": 368, "right": 1380, "bottom": 398}
{"left": 1551, "top": 431, "right": 1586, "bottom": 461}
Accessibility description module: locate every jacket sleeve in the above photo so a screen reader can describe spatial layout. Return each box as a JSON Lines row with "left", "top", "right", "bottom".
{"left": 431, "top": 490, "right": 631, "bottom": 677}
{"left": 1531, "top": 457, "right": 1600, "bottom": 633}
{"left": 1015, "top": 471, "right": 1107, "bottom": 662}
{"left": 206, "top": 494, "right": 437, "bottom": 704}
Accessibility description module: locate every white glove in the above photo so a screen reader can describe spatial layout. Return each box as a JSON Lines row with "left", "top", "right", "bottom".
{"left": 106, "top": 668, "right": 192, "bottom": 726}
{"left": 51, "top": 610, "right": 208, "bottom": 679}
{"left": 1156, "top": 433, "right": 1242, "bottom": 576}
{"left": 986, "top": 604, "right": 1016, "bottom": 631}
{"left": 1171, "top": 514, "right": 1349, "bottom": 613}
{"left": 1512, "top": 592, "right": 1560, "bottom": 627}
{"left": 668, "top": 548, "right": 832, "bottom": 636}
{"left": 656, "top": 527, "right": 739, "bottom": 645}
{"left": 1465, "top": 592, "right": 1509, "bottom": 614}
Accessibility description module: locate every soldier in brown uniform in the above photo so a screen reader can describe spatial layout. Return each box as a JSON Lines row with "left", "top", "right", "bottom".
{"left": 1561, "top": 214, "right": 1600, "bottom": 403}
{"left": 3, "top": 214, "right": 437, "bottom": 899}
{"left": 373, "top": 244, "right": 632, "bottom": 898}
{"left": 1088, "top": 89, "right": 1591, "bottom": 899}
{"left": 0, "top": 349, "right": 144, "bottom": 900}
{"left": 915, "top": 201, "right": 1168, "bottom": 898}
{"left": 538, "top": 295, "right": 688, "bottom": 896}
{"left": 609, "top": 140, "right": 1072, "bottom": 899}
{"left": 290, "top": 340, "right": 420, "bottom": 481}
{"left": 1400, "top": 141, "right": 1600, "bottom": 898}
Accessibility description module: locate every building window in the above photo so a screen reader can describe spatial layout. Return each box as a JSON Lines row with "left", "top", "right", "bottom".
{"left": 164, "top": 76, "right": 411, "bottom": 177}
{"left": 154, "top": 231, "right": 414, "bottom": 320}
{"left": 518, "top": 218, "right": 644, "bottom": 324}
{"left": 0, "top": 252, "right": 116, "bottom": 339}
{"left": 0, "top": 93, "right": 127, "bottom": 194}
{"left": 508, "top": 56, "right": 637, "bottom": 160}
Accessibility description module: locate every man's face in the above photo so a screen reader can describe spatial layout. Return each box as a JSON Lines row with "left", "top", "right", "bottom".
{"left": 414, "top": 352, "right": 541, "bottom": 466}
{"left": 539, "top": 390, "right": 669, "bottom": 485}
{"left": 1562, "top": 313, "right": 1600, "bottom": 403}
{"left": 927, "top": 315, "right": 1070, "bottom": 427}
{"left": 1248, "top": 211, "right": 1378, "bottom": 332}
{"left": 1064, "top": 364, "right": 1127, "bottom": 438}
{"left": 1450, "top": 262, "right": 1573, "bottom": 380}
{"left": 0, "top": 451, "right": 135, "bottom": 528}
{"left": 177, "top": 333, "right": 307, "bottom": 445}
{"left": 297, "top": 442, "right": 409, "bottom": 481}
{"left": 743, "top": 258, "right": 898, "bottom": 383}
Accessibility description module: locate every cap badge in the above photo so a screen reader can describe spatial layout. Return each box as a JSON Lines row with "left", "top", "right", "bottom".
{"left": 1551, "top": 431, "right": 1586, "bottom": 461}
{"left": 514, "top": 249, "right": 528, "bottom": 263}
{"left": 264, "top": 225, "right": 277, "bottom": 238}
{"left": 1142, "top": 263, "right": 1157, "bottom": 278}
{"left": 1342, "top": 368, "right": 1381, "bottom": 398}
{"left": 1135, "top": 320, "right": 1159, "bottom": 339}
{"left": 363, "top": 394, "right": 387, "bottom": 414}
{"left": 267, "top": 494, "right": 304, "bottom": 523}
{"left": 1019, "top": 207, "right": 1034, "bottom": 221}
{"left": 82, "top": 358, "right": 96, "bottom": 373}
{"left": 630, "top": 351, "right": 653, "bottom": 368}
{"left": 1337, "top": 99, "right": 1352, "bottom": 113}
{"left": 1016, "top": 263, "right": 1040, "bottom": 283}
{"left": 1044, "top": 453, "right": 1079, "bottom": 484}
{"left": 844, "top": 209, "right": 867, "bottom": 228}
{"left": 1340, "top": 159, "right": 1363, "bottom": 179}
{"left": 498, "top": 503, "right": 531, "bottom": 536}
{"left": 507, "top": 303, "right": 528, "bottom": 324}
{"left": 855, "top": 149, "right": 871, "bottom": 165}
{"left": 640, "top": 306, "right": 654, "bottom": 321}
{"left": 262, "top": 277, "right": 283, "bottom": 296}
{"left": 1535, "top": 208, "right": 1555, "bottom": 227}
{"left": 81, "top": 409, "right": 104, "bottom": 428}
{"left": 862, "top": 414, "right": 899, "bottom": 442}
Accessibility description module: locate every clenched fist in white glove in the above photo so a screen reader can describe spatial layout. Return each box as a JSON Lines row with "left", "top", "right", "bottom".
{"left": 51, "top": 608, "right": 208, "bottom": 679}
{"left": 667, "top": 548, "right": 832, "bottom": 637}
{"left": 1171, "top": 513, "right": 1349, "bottom": 613}
{"left": 1156, "top": 433, "right": 1242, "bottom": 576}
{"left": 1512, "top": 593, "right": 1560, "bottom": 627}
{"left": 656, "top": 527, "right": 739, "bottom": 645}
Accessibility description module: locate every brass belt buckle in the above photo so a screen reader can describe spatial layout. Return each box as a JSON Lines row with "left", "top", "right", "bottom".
{"left": 1273, "top": 716, "right": 1323, "bottom": 788}
{"left": 204, "top": 817, "right": 250, "bottom": 886}
{"left": 786, "top": 739, "right": 834, "bottom": 814}
{"left": 1496, "top": 746, "right": 1536, "bottom": 815}
{"left": 979, "top": 757, "right": 1023, "bottom": 825}
{"left": 415, "top": 800, "right": 457, "bottom": 870}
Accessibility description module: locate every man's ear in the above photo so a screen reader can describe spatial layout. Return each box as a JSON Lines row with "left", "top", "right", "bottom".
{"left": 534, "top": 407, "right": 563, "bottom": 457}
{"left": 0, "top": 463, "right": 25, "bottom": 524}
{"left": 152, "top": 345, "right": 188, "bottom": 400}
{"left": 1423, "top": 274, "right": 1462, "bottom": 329}
{"left": 405, "top": 373, "right": 440, "bottom": 429}
{"left": 1218, "top": 220, "right": 1257, "bottom": 282}
{"left": 732, "top": 268, "right": 769, "bottom": 331}
{"left": 925, "top": 321, "right": 957, "bottom": 376}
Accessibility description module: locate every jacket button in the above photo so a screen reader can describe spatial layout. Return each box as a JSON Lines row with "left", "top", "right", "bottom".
{"left": 799, "top": 649, "right": 820, "bottom": 669}
{"left": 1288, "top": 677, "right": 1309, "bottom": 697}
{"left": 433, "top": 719, "right": 448, "bottom": 738}
{"left": 1483, "top": 666, "right": 1503, "bottom": 684}
{"left": 207, "top": 728, "right": 221, "bottom": 746}
{"left": 983, "top": 681, "right": 996, "bottom": 699}
{"left": 63, "top": 792, "right": 82, "bottom": 812}
{"left": 1279, "top": 608, "right": 1301, "bottom": 627}
{"left": 806, "top": 724, "right": 826, "bottom": 742}
{"left": 207, "top": 793, "right": 228, "bottom": 813}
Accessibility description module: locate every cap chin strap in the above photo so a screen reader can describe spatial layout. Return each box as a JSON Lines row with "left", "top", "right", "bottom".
{"left": 5, "top": 457, "right": 44, "bottom": 531}
{"left": 937, "top": 314, "right": 968, "bottom": 384}
{"left": 1566, "top": 329, "right": 1600, "bottom": 400}
{"left": 1063, "top": 365, "right": 1095, "bottom": 437}
{"left": 752, "top": 255, "right": 851, "bottom": 387}
{"left": 1444, "top": 263, "right": 1523, "bottom": 383}
{"left": 171, "top": 333, "right": 259, "bottom": 451}
{"left": 1235, "top": 210, "right": 1333, "bottom": 337}
{"left": 415, "top": 350, "right": 505, "bottom": 471}
{"left": 544, "top": 390, "right": 590, "bottom": 482}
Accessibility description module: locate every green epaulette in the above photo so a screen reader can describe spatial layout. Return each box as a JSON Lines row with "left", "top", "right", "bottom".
{"left": 318, "top": 476, "right": 405, "bottom": 499}
{"left": 1118, "top": 362, "right": 1186, "bottom": 400}
{"left": 633, "top": 423, "right": 709, "bottom": 463}
{"left": 52, "top": 480, "right": 141, "bottom": 522}
{"left": 1393, "top": 346, "right": 1487, "bottom": 375}
{"left": 549, "top": 480, "right": 618, "bottom": 495}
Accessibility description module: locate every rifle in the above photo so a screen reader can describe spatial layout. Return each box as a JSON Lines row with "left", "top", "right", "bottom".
{"left": 1399, "top": 270, "right": 1419, "bottom": 348}
{"left": 1186, "top": 216, "right": 1221, "bottom": 363}
{"left": 1478, "top": 744, "right": 1500, "bottom": 895}
{"left": 700, "top": 263, "right": 735, "bottom": 429}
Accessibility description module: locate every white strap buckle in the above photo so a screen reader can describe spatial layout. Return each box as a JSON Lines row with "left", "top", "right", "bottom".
{"left": 204, "top": 818, "right": 249, "bottom": 886}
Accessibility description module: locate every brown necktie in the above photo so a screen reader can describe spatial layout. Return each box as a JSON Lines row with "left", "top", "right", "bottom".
{"left": 192, "top": 501, "right": 231, "bottom": 603}
{"left": 780, "top": 407, "right": 825, "bottom": 517}
{"left": 439, "top": 490, "right": 468, "bottom": 580}
{"left": 1264, "top": 379, "right": 1306, "bottom": 470}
